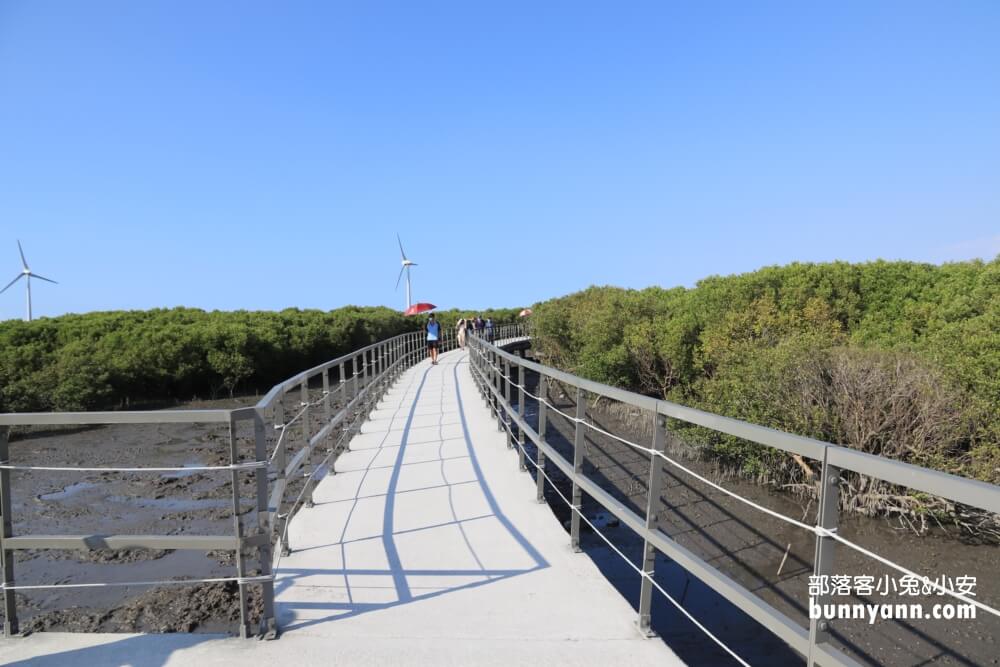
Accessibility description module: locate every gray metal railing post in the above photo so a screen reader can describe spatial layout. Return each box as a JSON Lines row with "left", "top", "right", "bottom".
{"left": 517, "top": 362, "right": 526, "bottom": 470}
{"left": 338, "top": 361, "right": 346, "bottom": 406}
{"left": 252, "top": 413, "right": 277, "bottom": 639}
{"left": 380, "top": 342, "right": 386, "bottom": 384}
{"left": 536, "top": 374, "right": 547, "bottom": 503}
{"left": 300, "top": 380, "right": 311, "bottom": 444}
{"left": 808, "top": 448, "right": 841, "bottom": 666}
{"left": 571, "top": 386, "right": 585, "bottom": 552}
{"left": 301, "top": 377, "right": 315, "bottom": 510}
{"left": 504, "top": 358, "right": 512, "bottom": 448}
{"left": 493, "top": 351, "right": 502, "bottom": 431}
{"left": 353, "top": 354, "right": 360, "bottom": 402}
{"left": 638, "top": 413, "right": 667, "bottom": 636}
{"left": 479, "top": 340, "right": 487, "bottom": 400}
{"left": 360, "top": 352, "right": 368, "bottom": 406}
{"left": 228, "top": 417, "right": 251, "bottom": 639}
{"left": 322, "top": 368, "right": 332, "bottom": 423}
{"left": 273, "top": 401, "right": 286, "bottom": 485}
{"left": 0, "top": 426, "right": 18, "bottom": 637}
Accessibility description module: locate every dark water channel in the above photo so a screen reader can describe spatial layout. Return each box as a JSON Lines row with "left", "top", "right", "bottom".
{"left": 499, "top": 361, "right": 999, "bottom": 667}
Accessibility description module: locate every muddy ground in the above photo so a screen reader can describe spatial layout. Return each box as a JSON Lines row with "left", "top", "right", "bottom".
{"left": 3, "top": 353, "right": 997, "bottom": 665}
{"left": 1, "top": 376, "right": 367, "bottom": 637}
{"left": 495, "top": 361, "right": 999, "bottom": 667}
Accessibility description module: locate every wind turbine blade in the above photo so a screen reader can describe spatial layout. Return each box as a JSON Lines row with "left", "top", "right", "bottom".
{"left": 17, "top": 240, "right": 28, "bottom": 270}
{"left": 409, "top": 263, "right": 417, "bottom": 267}
{"left": 395, "top": 265, "right": 405, "bottom": 290}
{"left": 0, "top": 274, "right": 24, "bottom": 294}
{"left": 31, "top": 272, "right": 58, "bottom": 285}
{"left": 397, "top": 233, "right": 407, "bottom": 261}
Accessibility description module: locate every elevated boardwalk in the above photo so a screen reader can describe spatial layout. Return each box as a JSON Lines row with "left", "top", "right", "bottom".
{"left": 1, "top": 350, "right": 682, "bottom": 666}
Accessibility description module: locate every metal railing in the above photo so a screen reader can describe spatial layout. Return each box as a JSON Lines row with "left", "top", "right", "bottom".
{"left": 466, "top": 329, "right": 1000, "bottom": 667}
{"left": 0, "top": 324, "right": 464, "bottom": 639}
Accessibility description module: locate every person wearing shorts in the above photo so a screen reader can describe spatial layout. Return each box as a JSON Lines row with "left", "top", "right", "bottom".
{"left": 426, "top": 314, "right": 441, "bottom": 365}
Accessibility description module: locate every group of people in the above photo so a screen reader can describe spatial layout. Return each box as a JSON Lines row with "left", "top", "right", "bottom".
{"left": 424, "top": 314, "right": 494, "bottom": 365}
{"left": 456, "top": 315, "right": 493, "bottom": 347}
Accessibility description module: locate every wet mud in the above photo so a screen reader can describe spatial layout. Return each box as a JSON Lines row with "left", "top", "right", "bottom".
{"left": 503, "top": 362, "right": 999, "bottom": 667}
{"left": 0, "top": 397, "right": 266, "bottom": 635}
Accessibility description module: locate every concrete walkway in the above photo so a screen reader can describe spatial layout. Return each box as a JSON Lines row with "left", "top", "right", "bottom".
{"left": 1, "top": 351, "right": 683, "bottom": 666}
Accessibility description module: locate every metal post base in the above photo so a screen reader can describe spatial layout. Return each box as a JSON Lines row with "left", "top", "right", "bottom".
{"left": 258, "top": 618, "right": 280, "bottom": 641}
{"left": 635, "top": 618, "right": 657, "bottom": 639}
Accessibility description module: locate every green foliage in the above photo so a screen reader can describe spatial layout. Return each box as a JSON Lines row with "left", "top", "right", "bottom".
{"left": 0, "top": 305, "right": 524, "bottom": 412}
{"left": 531, "top": 258, "right": 1000, "bottom": 485}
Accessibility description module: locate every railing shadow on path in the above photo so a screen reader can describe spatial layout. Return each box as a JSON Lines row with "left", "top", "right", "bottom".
{"left": 269, "top": 353, "right": 548, "bottom": 634}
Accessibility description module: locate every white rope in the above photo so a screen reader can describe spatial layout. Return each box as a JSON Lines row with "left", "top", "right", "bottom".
{"left": 269, "top": 392, "right": 330, "bottom": 464}
{"left": 1, "top": 574, "right": 274, "bottom": 591}
{"left": 271, "top": 367, "right": 408, "bottom": 571}
{"left": 824, "top": 529, "right": 1000, "bottom": 618}
{"left": 483, "top": 357, "right": 582, "bottom": 425}
{"left": 477, "top": 348, "right": 1000, "bottom": 621}
{"left": 496, "top": 416, "right": 753, "bottom": 667}
{"left": 0, "top": 461, "right": 267, "bottom": 473}
{"left": 273, "top": 392, "right": 327, "bottom": 430}
{"left": 480, "top": 353, "right": 817, "bottom": 533}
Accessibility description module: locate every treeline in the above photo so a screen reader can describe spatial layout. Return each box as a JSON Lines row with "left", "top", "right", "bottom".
{"left": 0, "top": 306, "right": 520, "bottom": 412}
{"left": 531, "top": 259, "right": 1000, "bottom": 500}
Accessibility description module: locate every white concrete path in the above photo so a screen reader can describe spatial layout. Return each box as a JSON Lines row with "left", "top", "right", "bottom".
{"left": 0, "top": 351, "right": 683, "bottom": 666}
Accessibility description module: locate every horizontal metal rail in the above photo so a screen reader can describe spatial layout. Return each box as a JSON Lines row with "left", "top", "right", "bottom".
{"left": 0, "top": 409, "right": 242, "bottom": 426}
{"left": 468, "top": 329, "right": 997, "bottom": 667}
{"left": 0, "top": 323, "right": 466, "bottom": 639}
{"left": 4, "top": 534, "right": 241, "bottom": 551}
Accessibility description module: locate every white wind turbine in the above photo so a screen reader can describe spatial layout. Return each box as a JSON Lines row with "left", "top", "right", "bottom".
{"left": 395, "top": 234, "right": 417, "bottom": 309}
{"left": 1, "top": 241, "right": 58, "bottom": 322}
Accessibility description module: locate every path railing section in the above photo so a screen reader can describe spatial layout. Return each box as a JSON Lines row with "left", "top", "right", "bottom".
{"left": 0, "top": 325, "right": 462, "bottom": 639}
{"left": 467, "top": 330, "right": 1000, "bottom": 667}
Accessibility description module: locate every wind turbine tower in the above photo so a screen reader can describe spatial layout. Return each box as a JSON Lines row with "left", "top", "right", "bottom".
{"left": 1, "top": 241, "right": 58, "bottom": 321}
{"left": 395, "top": 234, "right": 417, "bottom": 310}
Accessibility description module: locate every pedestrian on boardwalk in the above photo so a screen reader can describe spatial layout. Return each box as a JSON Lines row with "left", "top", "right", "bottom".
{"left": 485, "top": 317, "right": 494, "bottom": 343}
{"left": 456, "top": 318, "right": 467, "bottom": 349}
{"left": 426, "top": 313, "right": 441, "bottom": 364}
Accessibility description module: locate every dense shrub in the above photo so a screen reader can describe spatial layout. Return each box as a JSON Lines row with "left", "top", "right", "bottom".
{"left": 0, "top": 305, "right": 520, "bottom": 410}
{"left": 531, "top": 258, "right": 1000, "bottom": 490}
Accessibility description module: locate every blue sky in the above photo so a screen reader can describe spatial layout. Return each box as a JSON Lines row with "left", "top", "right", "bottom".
{"left": 1, "top": 1, "right": 998, "bottom": 320}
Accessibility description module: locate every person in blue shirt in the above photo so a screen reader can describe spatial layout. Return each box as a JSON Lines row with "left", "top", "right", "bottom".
{"left": 426, "top": 313, "right": 441, "bottom": 365}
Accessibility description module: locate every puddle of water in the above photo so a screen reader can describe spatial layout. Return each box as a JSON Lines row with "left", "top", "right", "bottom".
{"left": 38, "top": 482, "right": 99, "bottom": 501}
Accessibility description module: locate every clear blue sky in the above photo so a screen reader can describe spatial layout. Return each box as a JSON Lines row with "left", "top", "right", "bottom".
{"left": 1, "top": 1, "right": 998, "bottom": 320}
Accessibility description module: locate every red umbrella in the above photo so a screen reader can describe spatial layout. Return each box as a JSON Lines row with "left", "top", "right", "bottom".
{"left": 519, "top": 308, "right": 533, "bottom": 317}
{"left": 404, "top": 302, "right": 437, "bottom": 317}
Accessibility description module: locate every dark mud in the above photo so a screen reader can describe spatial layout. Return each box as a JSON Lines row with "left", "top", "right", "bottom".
{"left": 2, "top": 376, "right": 369, "bottom": 636}
{"left": 504, "top": 362, "right": 999, "bottom": 667}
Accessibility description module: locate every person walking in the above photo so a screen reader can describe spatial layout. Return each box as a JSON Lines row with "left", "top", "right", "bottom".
{"left": 456, "top": 318, "right": 467, "bottom": 349}
{"left": 485, "top": 317, "right": 494, "bottom": 343}
{"left": 426, "top": 313, "right": 441, "bottom": 365}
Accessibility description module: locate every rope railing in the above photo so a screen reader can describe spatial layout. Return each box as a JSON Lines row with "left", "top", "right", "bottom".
{"left": 493, "top": 404, "right": 754, "bottom": 666}
{"left": 0, "top": 326, "right": 441, "bottom": 640}
{"left": 480, "top": 352, "right": 1000, "bottom": 619}
{"left": 476, "top": 346, "right": 1000, "bottom": 620}
{"left": 468, "top": 330, "right": 999, "bottom": 667}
